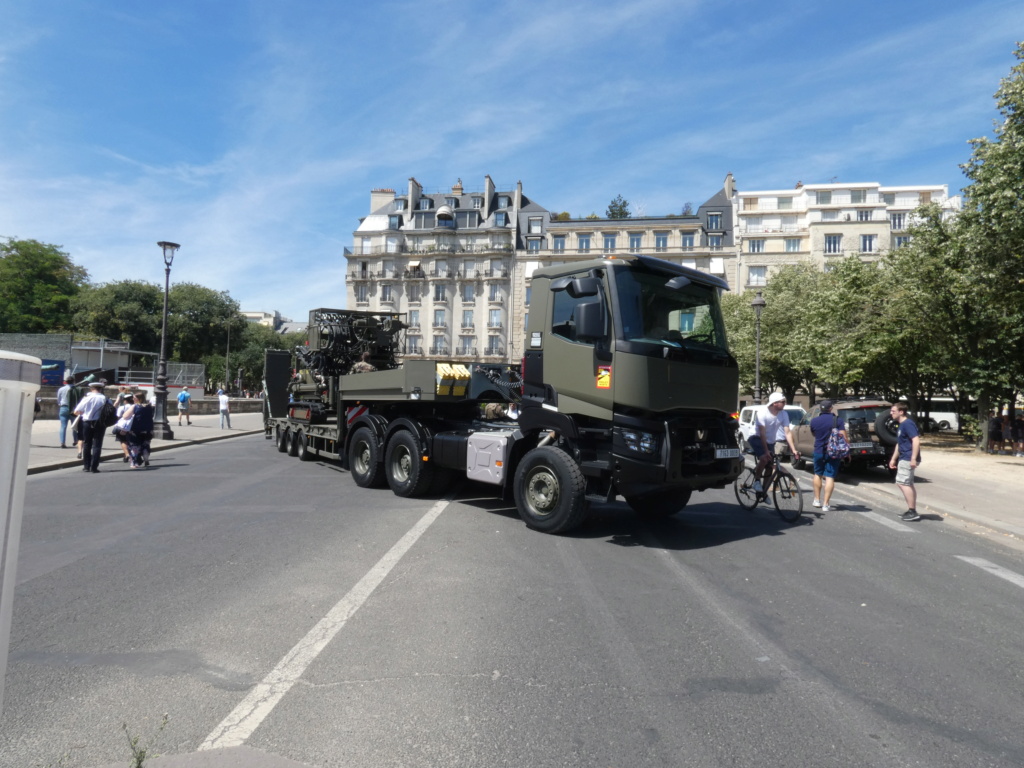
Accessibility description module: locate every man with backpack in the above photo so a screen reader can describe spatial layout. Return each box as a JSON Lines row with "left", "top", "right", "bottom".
{"left": 809, "top": 400, "right": 848, "bottom": 512}
{"left": 73, "top": 381, "right": 113, "bottom": 474}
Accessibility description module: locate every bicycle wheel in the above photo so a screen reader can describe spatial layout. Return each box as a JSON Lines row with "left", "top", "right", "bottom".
{"left": 772, "top": 470, "right": 804, "bottom": 523}
{"left": 734, "top": 467, "right": 760, "bottom": 510}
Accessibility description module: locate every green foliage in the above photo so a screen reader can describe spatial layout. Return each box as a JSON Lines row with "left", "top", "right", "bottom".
{"left": 682, "top": 202, "right": 694, "bottom": 215}
{"left": 606, "top": 194, "right": 631, "bottom": 219}
{"left": 122, "top": 713, "right": 168, "bottom": 768}
{"left": 585, "top": 212, "right": 600, "bottom": 220}
{"left": 0, "top": 238, "right": 89, "bottom": 333}
{"left": 167, "top": 283, "right": 243, "bottom": 363}
{"left": 553, "top": 211, "right": 572, "bottom": 221}
{"left": 72, "top": 280, "right": 164, "bottom": 353}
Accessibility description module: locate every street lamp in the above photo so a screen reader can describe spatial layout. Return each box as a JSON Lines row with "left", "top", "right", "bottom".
{"left": 153, "top": 241, "right": 179, "bottom": 440}
{"left": 224, "top": 319, "right": 231, "bottom": 395}
{"left": 751, "top": 290, "right": 766, "bottom": 405}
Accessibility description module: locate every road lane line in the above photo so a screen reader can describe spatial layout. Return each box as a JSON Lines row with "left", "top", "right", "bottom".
{"left": 199, "top": 498, "right": 450, "bottom": 751}
{"left": 955, "top": 556, "right": 1024, "bottom": 589}
{"left": 858, "top": 511, "right": 919, "bottom": 532}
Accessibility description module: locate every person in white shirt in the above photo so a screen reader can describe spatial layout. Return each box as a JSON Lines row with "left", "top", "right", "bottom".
{"left": 218, "top": 389, "right": 231, "bottom": 429}
{"left": 751, "top": 392, "right": 800, "bottom": 492}
{"left": 73, "top": 381, "right": 109, "bottom": 473}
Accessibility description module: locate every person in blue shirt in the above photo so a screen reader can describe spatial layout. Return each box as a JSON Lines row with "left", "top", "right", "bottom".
{"left": 808, "top": 400, "right": 846, "bottom": 512}
{"left": 176, "top": 386, "right": 192, "bottom": 426}
{"left": 888, "top": 402, "right": 922, "bottom": 522}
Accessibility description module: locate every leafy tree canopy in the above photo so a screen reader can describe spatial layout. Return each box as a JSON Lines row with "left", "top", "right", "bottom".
{"left": 606, "top": 194, "right": 631, "bottom": 219}
{"left": 0, "top": 238, "right": 89, "bottom": 333}
{"left": 72, "top": 280, "right": 163, "bottom": 353}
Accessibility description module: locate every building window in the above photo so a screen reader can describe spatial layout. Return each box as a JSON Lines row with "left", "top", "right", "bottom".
{"left": 883, "top": 193, "right": 895, "bottom": 205}
{"left": 743, "top": 197, "right": 759, "bottom": 211}
{"left": 552, "top": 235, "right": 565, "bottom": 253}
{"left": 408, "top": 310, "right": 420, "bottom": 329}
{"left": 434, "top": 284, "right": 447, "bottom": 302}
{"left": 407, "top": 335, "right": 421, "bottom": 354}
{"left": 748, "top": 239, "right": 765, "bottom": 254}
{"left": 461, "top": 284, "right": 474, "bottom": 302}
{"left": 577, "top": 234, "right": 591, "bottom": 253}
{"left": 408, "top": 284, "right": 420, "bottom": 303}
{"left": 414, "top": 213, "right": 434, "bottom": 228}
{"left": 529, "top": 217, "right": 543, "bottom": 234}
{"left": 851, "top": 189, "right": 867, "bottom": 204}
{"left": 419, "top": 198, "right": 432, "bottom": 210}
{"left": 895, "top": 236, "right": 911, "bottom": 248}
{"left": 822, "top": 210, "right": 838, "bottom": 221}
{"left": 388, "top": 215, "right": 401, "bottom": 229}
{"left": 497, "top": 195, "right": 510, "bottom": 208}
{"left": 472, "top": 197, "right": 483, "bottom": 209}
{"left": 434, "top": 259, "right": 447, "bottom": 277}
{"left": 527, "top": 239, "right": 540, "bottom": 252}
{"left": 629, "top": 233, "right": 642, "bottom": 252}
{"left": 456, "top": 211, "right": 478, "bottom": 228}
{"left": 525, "top": 285, "right": 531, "bottom": 305}
{"left": 381, "top": 284, "right": 393, "bottom": 302}
{"left": 462, "top": 309, "right": 474, "bottom": 329}
{"left": 394, "top": 199, "right": 406, "bottom": 210}
{"left": 488, "top": 308, "right": 502, "bottom": 329}
{"left": 825, "top": 234, "right": 842, "bottom": 254}
{"left": 706, "top": 213, "right": 722, "bottom": 230}
{"left": 360, "top": 238, "right": 371, "bottom": 255}
{"left": 748, "top": 266, "right": 767, "bottom": 286}
{"left": 891, "top": 213, "right": 906, "bottom": 230}
{"left": 681, "top": 232, "right": 694, "bottom": 250}
{"left": 356, "top": 284, "right": 368, "bottom": 303}
{"left": 604, "top": 234, "right": 616, "bottom": 252}
{"left": 494, "top": 212, "right": 508, "bottom": 227}
{"left": 489, "top": 283, "right": 501, "bottom": 301}
{"left": 777, "top": 197, "right": 793, "bottom": 210}
{"left": 785, "top": 238, "right": 801, "bottom": 253}
{"left": 857, "top": 210, "right": 872, "bottom": 222}
{"left": 708, "top": 234, "right": 722, "bottom": 248}
{"left": 524, "top": 311, "right": 529, "bottom": 331}
{"left": 432, "top": 335, "right": 448, "bottom": 355}
{"left": 433, "top": 309, "right": 447, "bottom": 328}
{"left": 816, "top": 191, "right": 832, "bottom": 205}
{"left": 919, "top": 191, "right": 932, "bottom": 204}
{"left": 458, "top": 337, "right": 474, "bottom": 355}
{"left": 654, "top": 232, "right": 668, "bottom": 252}
{"left": 860, "top": 234, "right": 876, "bottom": 253}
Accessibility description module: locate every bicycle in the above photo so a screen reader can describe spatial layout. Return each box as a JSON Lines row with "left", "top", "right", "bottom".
{"left": 734, "top": 450, "right": 804, "bottom": 523}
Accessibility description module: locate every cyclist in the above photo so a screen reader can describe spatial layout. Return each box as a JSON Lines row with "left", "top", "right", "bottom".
{"left": 750, "top": 392, "right": 801, "bottom": 492}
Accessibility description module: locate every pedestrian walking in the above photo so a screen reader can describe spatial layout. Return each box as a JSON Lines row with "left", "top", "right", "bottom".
{"left": 218, "top": 389, "right": 231, "bottom": 429}
{"left": 113, "top": 393, "right": 136, "bottom": 462}
{"left": 73, "top": 381, "right": 109, "bottom": 474}
{"left": 987, "top": 411, "right": 1003, "bottom": 454}
{"left": 888, "top": 402, "right": 922, "bottom": 522}
{"left": 126, "top": 392, "right": 154, "bottom": 468}
{"left": 809, "top": 400, "right": 846, "bottom": 512}
{"left": 177, "top": 386, "right": 192, "bottom": 426}
{"left": 56, "top": 374, "right": 81, "bottom": 449}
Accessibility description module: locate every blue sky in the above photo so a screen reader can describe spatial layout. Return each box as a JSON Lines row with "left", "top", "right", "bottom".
{"left": 1, "top": 1, "right": 1021, "bottom": 323}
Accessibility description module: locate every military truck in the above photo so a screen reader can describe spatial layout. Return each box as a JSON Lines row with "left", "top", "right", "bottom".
{"left": 263, "top": 255, "right": 742, "bottom": 534}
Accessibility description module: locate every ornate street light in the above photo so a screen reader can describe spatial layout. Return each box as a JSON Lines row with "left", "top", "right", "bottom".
{"left": 751, "top": 290, "right": 766, "bottom": 405}
{"left": 153, "top": 241, "right": 179, "bottom": 439}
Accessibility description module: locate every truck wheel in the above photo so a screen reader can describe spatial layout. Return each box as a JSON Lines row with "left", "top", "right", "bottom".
{"left": 385, "top": 430, "right": 434, "bottom": 497}
{"left": 874, "top": 412, "right": 899, "bottom": 447}
{"left": 625, "top": 488, "right": 692, "bottom": 518}
{"left": 287, "top": 429, "right": 300, "bottom": 457}
{"left": 349, "top": 427, "right": 385, "bottom": 487}
{"left": 296, "top": 431, "right": 311, "bottom": 461}
{"left": 513, "top": 446, "right": 588, "bottom": 534}
{"left": 276, "top": 426, "right": 288, "bottom": 453}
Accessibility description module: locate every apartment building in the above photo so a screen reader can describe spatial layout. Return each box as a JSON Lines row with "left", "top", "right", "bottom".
{"left": 345, "top": 175, "right": 739, "bottom": 363}
{"left": 733, "top": 182, "right": 961, "bottom": 291}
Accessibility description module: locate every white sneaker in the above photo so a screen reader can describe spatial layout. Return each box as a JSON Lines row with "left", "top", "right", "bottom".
{"left": 812, "top": 499, "right": 822, "bottom": 508}
{"left": 753, "top": 480, "right": 763, "bottom": 492}
{"left": 822, "top": 504, "right": 832, "bottom": 512}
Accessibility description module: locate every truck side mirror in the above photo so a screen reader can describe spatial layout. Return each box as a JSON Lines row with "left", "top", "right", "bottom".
{"left": 575, "top": 299, "right": 606, "bottom": 341}
{"left": 551, "top": 276, "right": 601, "bottom": 298}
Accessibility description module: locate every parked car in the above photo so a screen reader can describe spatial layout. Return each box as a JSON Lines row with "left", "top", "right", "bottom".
{"left": 737, "top": 404, "right": 807, "bottom": 461}
{"left": 791, "top": 399, "right": 898, "bottom": 470}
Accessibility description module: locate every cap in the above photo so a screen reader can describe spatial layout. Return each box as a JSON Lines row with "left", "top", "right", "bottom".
{"left": 88, "top": 381, "right": 104, "bottom": 390}
{"left": 820, "top": 399, "right": 834, "bottom": 410}
{"left": 124, "top": 392, "right": 134, "bottom": 400}
{"left": 182, "top": 386, "right": 188, "bottom": 390}
{"left": 767, "top": 392, "right": 786, "bottom": 405}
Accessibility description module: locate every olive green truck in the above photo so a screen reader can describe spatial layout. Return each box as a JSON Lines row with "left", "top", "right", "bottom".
{"left": 263, "top": 255, "right": 742, "bottom": 534}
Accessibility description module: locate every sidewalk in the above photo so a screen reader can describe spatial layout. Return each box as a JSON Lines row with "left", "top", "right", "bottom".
{"left": 27, "top": 411, "right": 267, "bottom": 474}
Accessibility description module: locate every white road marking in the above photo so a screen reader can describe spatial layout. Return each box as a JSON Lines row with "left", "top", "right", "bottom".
{"left": 858, "top": 511, "right": 919, "bottom": 532}
{"left": 955, "top": 556, "right": 1024, "bottom": 590}
{"left": 199, "top": 498, "right": 450, "bottom": 751}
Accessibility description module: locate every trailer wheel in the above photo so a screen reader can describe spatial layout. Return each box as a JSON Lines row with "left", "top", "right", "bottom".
{"left": 296, "top": 431, "right": 312, "bottom": 461}
{"left": 384, "top": 430, "right": 434, "bottom": 497}
{"left": 275, "top": 426, "right": 288, "bottom": 453}
{"left": 625, "top": 488, "right": 692, "bottom": 518}
{"left": 287, "top": 428, "right": 300, "bottom": 457}
{"left": 513, "top": 446, "right": 588, "bottom": 534}
{"left": 348, "top": 427, "right": 385, "bottom": 487}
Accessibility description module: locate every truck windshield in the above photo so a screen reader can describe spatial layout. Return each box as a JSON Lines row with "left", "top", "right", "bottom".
{"left": 613, "top": 267, "right": 729, "bottom": 352}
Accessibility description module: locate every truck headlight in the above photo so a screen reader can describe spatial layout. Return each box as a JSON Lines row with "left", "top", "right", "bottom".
{"left": 619, "top": 428, "right": 658, "bottom": 455}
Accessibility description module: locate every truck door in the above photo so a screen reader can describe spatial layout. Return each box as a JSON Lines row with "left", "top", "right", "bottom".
{"left": 545, "top": 281, "right": 612, "bottom": 419}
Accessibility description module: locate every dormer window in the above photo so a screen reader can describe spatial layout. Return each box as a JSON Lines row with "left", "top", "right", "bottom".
{"left": 445, "top": 197, "right": 459, "bottom": 208}
{"left": 497, "top": 195, "right": 511, "bottom": 208}
{"left": 394, "top": 199, "right": 407, "bottom": 210}
{"left": 472, "top": 197, "right": 483, "bottom": 209}
{"left": 418, "top": 198, "right": 432, "bottom": 210}
{"left": 495, "top": 212, "right": 508, "bottom": 227}
{"left": 388, "top": 215, "right": 402, "bottom": 229}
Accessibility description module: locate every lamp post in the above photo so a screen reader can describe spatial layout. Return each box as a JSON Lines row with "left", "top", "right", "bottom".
{"left": 751, "top": 290, "right": 766, "bottom": 405}
{"left": 153, "top": 241, "right": 179, "bottom": 440}
{"left": 224, "top": 320, "right": 230, "bottom": 395}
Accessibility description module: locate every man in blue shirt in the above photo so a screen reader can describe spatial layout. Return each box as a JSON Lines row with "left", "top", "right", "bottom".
{"left": 808, "top": 400, "right": 846, "bottom": 512}
{"left": 177, "top": 386, "right": 192, "bottom": 426}
{"left": 888, "top": 402, "right": 922, "bottom": 522}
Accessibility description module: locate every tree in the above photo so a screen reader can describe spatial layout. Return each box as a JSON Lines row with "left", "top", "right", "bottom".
{"left": 606, "top": 195, "right": 630, "bottom": 219}
{"left": 682, "top": 202, "right": 694, "bottom": 215}
{"left": 167, "top": 283, "right": 244, "bottom": 363}
{"left": 553, "top": 212, "right": 572, "bottom": 221}
{"left": 0, "top": 238, "right": 89, "bottom": 333}
{"left": 72, "top": 281, "right": 163, "bottom": 353}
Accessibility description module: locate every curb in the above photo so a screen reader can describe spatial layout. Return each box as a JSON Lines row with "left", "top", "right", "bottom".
{"left": 27, "top": 429, "right": 266, "bottom": 475}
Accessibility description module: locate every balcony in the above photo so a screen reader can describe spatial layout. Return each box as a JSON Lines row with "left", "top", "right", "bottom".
{"left": 404, "top": 269, "right": 427, "bottom": 279}
{"left": 455, "top": 347, "right": 477, "bottom": 357}
{"left": 349, "top": 271, "right": 372, "bottom": 281}
{"left": 488, "top": 296, "right": 504, "bottom": 304}
{"left": 429, "top": 345, "right": 450, "bottom": 356}
{"left": 485, "top": 269, "right": 510, "bottom": 279}
{"left": 460, "top": 324, "right": 475, "bottom": 332}
{"left": 483, "top": 347, "right": 505, "bottom": 357}
{"left": 487, "top": 322, "right": 504, "bottom": 330}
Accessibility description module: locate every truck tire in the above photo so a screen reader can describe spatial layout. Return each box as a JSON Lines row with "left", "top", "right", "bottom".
{"left": 296, "top": 431, "right": 312, "bottom": 461}
{"left": 349, "top": 427, "right": 385, "bottom": 487}
{"left": 385, "top": 430, "right": 434, "bottom": 497}
{"left": 874, "top": 412, "right": 899, "bottom": 447}
{"left": 276, "top": 426, "right": 288, "bottom": 453}
{"left": 287, "top": 429, "right": 300, "bottom": 457}
{"left": 625, "top": 488, "right": 692, "bottom": 518}
{"left": 513, "top": 446, "right": 588, "bottom": 534}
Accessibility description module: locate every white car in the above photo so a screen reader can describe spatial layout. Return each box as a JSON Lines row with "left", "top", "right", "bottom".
{"left": 737, "top": 404, "right": 807, "bottom": 454}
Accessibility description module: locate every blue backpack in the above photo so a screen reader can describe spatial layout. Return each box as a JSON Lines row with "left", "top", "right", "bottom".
{"left": 826, "top": 414, "right": 850, "bottom": 459}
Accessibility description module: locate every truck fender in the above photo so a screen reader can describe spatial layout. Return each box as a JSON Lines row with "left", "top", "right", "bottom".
{"left": 384, "top": 417, "right": 432, "bottom": 458}
{"left": 342, "top": 412, "right": 389, "bottom": 465}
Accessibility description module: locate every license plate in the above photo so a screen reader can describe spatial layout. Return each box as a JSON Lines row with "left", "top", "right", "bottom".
{"left": 715, "top": 448, "right": 741, "bottom": 459}
{"left": 849, "top": 442, "right": 873, "bottom": 450}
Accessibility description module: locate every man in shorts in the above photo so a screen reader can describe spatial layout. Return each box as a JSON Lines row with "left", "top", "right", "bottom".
{"left": 177, "top": 386, "right": 192, "bottom": 426}
{"left": 888, "top": 402, "right": 921, "bottom": 522}
{"left": 808, "top": 400, "right": 846, "bottom": 512}
{"left": 751, "top": 392, "right": 800, "bottom": 492}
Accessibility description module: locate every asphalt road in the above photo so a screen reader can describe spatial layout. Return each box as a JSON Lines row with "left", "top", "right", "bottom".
{"left": 2, "top": 435, "right": 1023, "bottom": 767}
